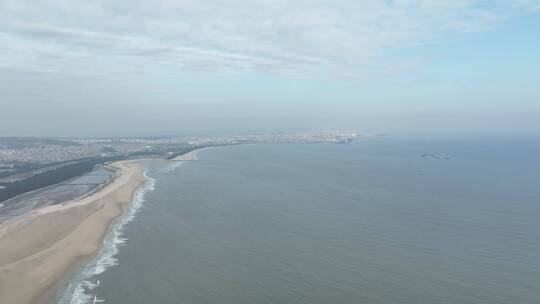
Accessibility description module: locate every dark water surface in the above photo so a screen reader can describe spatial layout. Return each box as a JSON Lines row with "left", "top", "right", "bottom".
{"left": 1, "top": 167, "right": 112, "bottom": 220}
{"left": 91, "top": 138, "right": 540, "bottom": 303}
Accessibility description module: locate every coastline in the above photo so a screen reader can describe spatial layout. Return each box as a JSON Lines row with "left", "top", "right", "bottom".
{"left": 0, "top": 160, "right": 147, "bottom": 304}
{"left": 172, "top": 149, "right": 199, "bottom": 161}
{"left": 172, "top": 146, "right": 213, "bottom": 161}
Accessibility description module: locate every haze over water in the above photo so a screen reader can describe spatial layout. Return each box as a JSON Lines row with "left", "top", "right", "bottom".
{"left": 90, "top": 138, "right": 540, "bottom": 303}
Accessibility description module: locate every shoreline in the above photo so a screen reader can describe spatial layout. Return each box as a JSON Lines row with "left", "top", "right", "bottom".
{"left": 169, "top": 143, "right": 239, "bottom": 161}
{"left": 171, "top": 146, "right": 213, "bottom": 161}
{"left": 0, "top": 160, "right": 147, "bottom": 304}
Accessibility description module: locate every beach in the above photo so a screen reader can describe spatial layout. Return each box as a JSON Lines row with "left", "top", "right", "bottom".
{"left": 172, "top": 150, "right": 199, "bottom": 161}
{"left": 0, "top": 160, "right": 146, "bottom": 304}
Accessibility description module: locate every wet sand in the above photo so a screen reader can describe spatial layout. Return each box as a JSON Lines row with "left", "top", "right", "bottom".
{"left": 0, "top": 161, "right": 146, "bottom": 304}
{"left": 172, "top": 150, "right": 199, "bottom": 161}
{"left": 0, "top": 167, "right": 114, "bottom": 221}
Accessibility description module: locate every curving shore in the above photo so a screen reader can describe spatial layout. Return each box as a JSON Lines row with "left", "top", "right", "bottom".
{"left": 172, "top": 150, "right": 199, "bottom": 161}
{"left": 0, "top": 161, "right": 146, "bottom": 304}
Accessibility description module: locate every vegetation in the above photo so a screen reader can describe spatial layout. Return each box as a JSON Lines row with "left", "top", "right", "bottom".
{"left": 0, "top": 143, "right": 237, "bottom": 203}
{"left": 0, "top": 156, "right": 124, "bottom": 203}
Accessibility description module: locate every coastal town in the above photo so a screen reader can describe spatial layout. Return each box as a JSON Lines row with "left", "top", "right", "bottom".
{"left": 0, "top": 132, "right": 360, "bottom": 166}
{"left": 0, "top": 132, "right": 362, "bottom": 203}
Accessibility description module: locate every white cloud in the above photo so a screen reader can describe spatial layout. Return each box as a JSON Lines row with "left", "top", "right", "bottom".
{"left": 0, "top": 0, "right": 537, "bottom": 77}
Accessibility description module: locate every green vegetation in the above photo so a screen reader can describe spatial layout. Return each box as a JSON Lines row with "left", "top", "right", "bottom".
{"left": 0, "top": 156, "right": 124, "bottom": 203}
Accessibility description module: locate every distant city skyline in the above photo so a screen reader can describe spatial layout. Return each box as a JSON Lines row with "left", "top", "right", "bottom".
{"left": 0, "top": 1, "right": 539, "bottom": 137}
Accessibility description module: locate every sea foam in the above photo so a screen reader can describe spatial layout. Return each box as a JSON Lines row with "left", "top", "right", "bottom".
{"left": 57, "top": 170, "right": 156, "bottom": 304}
{"left": 158, "top": 160, "right": 184, "bottom": 173}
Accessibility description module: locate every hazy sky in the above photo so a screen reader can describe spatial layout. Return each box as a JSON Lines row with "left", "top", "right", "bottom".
{"left": 0, "top": 0, "right": 539, "bottom": 137}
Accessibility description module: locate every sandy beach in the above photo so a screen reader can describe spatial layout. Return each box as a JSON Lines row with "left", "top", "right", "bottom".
{"left": 172, "top": 149, "right": 200, "bottom": 161}
{"left": 0, "top": 161, "right": 146, "bottom": 304}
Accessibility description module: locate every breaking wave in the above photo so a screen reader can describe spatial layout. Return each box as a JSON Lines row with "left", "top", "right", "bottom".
{"left": 58, "top": 170, "right": 156, "bottom": 304}
{"left": 158, "top": 161, "right": 184, "bottom": 173}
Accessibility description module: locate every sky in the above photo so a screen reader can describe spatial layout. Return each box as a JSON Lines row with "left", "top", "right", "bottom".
{"left": 0, "top": 0, "right": 539, "bottom": 138}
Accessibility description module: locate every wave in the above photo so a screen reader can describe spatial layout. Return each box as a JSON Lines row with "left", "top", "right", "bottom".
{"left": 57, "top": 170, "right": 156, "bottom": 304}
{"left": 158, "top": 161, "right": 184, "bottom": 173}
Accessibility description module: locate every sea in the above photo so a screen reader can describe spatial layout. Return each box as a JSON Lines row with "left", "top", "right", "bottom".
{"left": 59, "top": 137, "right": 540, "bottom": 304}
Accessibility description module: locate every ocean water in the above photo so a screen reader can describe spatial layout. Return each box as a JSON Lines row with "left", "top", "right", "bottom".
{"left": 58, "top": 170, "right": 156, "bottom": 304}
{"left": 65, "top": 138, "right": 540, "bottom": 303}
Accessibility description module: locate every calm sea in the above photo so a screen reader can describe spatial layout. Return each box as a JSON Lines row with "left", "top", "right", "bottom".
{"left": 66, "top": 137, "right": 540, "bottom": 303}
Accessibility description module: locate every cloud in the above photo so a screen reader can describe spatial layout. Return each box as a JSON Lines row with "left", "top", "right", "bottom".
{"left": 0, "top": 0, "right": 537, "bottom": 77}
